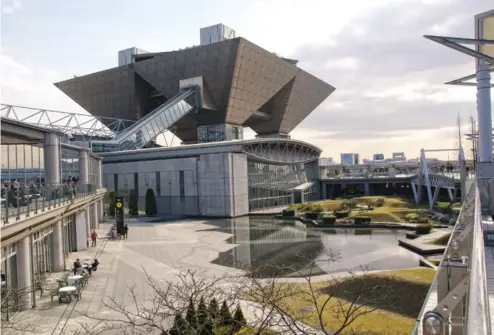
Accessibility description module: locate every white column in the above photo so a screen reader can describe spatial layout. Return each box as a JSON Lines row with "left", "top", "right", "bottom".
{"left": 79, "top": 150, "right": 89, "bottom": 184}
{"left": 16, "top": 236, "right": 32, "bottom": 309}
{"left": 98, "top": 159, "right": 103, "bottom": 189}
{"left": 43, "top": 133, "right": 60, "bottom": 185}
{"left": 477, "top": 61, "right": 492, "bottom": 163}
{"left": 85, "top": 208, "right": 91, "bottom": 237}
{"left": 52, "top": 221, "right": 64, "bottom": 271}
{"left": 75, "top": 211, "right": 88, "bottom": 251}
{"left": 97, "top": 199, "right": 103, "bottom": 225}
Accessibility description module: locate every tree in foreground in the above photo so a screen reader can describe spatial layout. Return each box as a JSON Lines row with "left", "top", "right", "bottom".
{"left": 73, "top": 250, "right": 407, "bottom": 335}
{"left": 1, "top": 287, "right": 38, "bottom": 334}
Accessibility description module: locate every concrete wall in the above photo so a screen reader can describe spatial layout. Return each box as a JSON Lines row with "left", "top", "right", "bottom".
{"left": 103, "top": 152, "right": 249, "bottom": 217}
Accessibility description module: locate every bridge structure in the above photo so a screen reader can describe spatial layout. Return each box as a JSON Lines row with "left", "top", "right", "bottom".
{"left": 320, "top": 148, "right": 465, "bottom": 209}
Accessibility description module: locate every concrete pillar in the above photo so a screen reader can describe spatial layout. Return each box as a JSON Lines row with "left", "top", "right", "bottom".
{"left": 16, "top": 236, "right": 32, "bottom": 309}
{"left": 477, "top": 61, "right": 492, "bottom": 163}
{"left": 85, "top": 208, "right": 91, "bottom": 237}
{"left": 98, "top": 159, "right": 103, "bottom": 189}
{"left": 79, "top": 150, "right": 89, "bottom": 184}
{"left": 52, "top": 221, "right": 64, "bottom": 272}
{"left": 43, "top": 133, "right": 60, "bottom": 185}
{"left": 97, "top": 199, "right": 103, "bottom": 225}
{"left": 364, "top": 183, "right": 370, "bottom": 196}
{"left": 321, "top": 182, "right": 327, "bottom": 200}
{"left": 75, "top": 211, "right": 88, "bottom": 251}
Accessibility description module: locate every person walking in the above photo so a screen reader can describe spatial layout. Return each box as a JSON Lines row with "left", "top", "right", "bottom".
{"left": 124, "top": 224, "right": 129, "bottom": 239}
{"left": 90, "top": 229, "right": 98, "bottom": 247}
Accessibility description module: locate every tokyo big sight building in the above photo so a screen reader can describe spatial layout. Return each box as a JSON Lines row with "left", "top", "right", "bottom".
{"left": 55, "top": 24, "right": 335, "bottom": 217}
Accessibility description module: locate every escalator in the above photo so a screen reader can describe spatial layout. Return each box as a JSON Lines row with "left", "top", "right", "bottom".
{"left": 91, "top": 86, "right": 199, "bottom": 153}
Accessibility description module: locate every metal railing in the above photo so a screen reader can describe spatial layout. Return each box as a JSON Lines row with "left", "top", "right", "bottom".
{"left": 1, "top": 183, "right": 98, "bottom": 225}
{"left": 413, "top": 179, "right": 491, "bottom": 334}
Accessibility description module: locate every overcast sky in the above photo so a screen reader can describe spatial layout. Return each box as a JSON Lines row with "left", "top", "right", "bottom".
{"left": 1, "top": 0, "right": 493, "bottom": 161}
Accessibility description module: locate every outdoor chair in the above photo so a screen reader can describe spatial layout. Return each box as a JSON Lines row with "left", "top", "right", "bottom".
{"left": 50, "top": 288, "right": 59, "bottom": 303}
{"left": 74, "top": 286, "right": 82, "bottom": 301}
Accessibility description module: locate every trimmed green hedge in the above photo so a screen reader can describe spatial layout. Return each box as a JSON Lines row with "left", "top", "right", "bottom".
{"left": 282, "top": 209, "right": 296, "bottom": 217}
{"left": 334, "top": 210, "right": 350, "bottom": 218}
{"left": 415, "top": 223, "right": 433, "bottom": 235}
{"left": 322, "top": 215, "right": 336, "bottom": 225}
{"left": 354, "top": 216, "right": 372, "bottom": 224}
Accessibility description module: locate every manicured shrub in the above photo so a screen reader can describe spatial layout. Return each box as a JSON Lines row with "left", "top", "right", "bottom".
{"left": 374, "top": 198, "right": 385, "bottom": 207}
{"left": 306, "top": 204, "right": 324, "bottom": 213}
{"left": 128, "top": 189, "right": 139, "bottom": 216}
{"left": 145, "top": 188, "right": 157, "bottom": 215}
{"left": 415, "top": 223, "right": 433, "bottom": 235}
{"left": 208, "top": 298, "right": 220, "bottom": 320}
{"left": 197, "top": 296, "right": 209, "bottom": 327}
{"left": 334, "top": 210, "right": 350, "bottom": 218}
{"left": 416, "top": 210, "right": 430, "bottom": 224}
{"left": 322, "top": 215, "right": 336, "bottom": 225}
{"left": 199, "top": 317, "right": 213, "bottom": 335}
{"left": 232, "top": 305, "right": 247, "bottom": 332}
{"left": 169, "top": 314, "right": 187, "bottom": 335}
{"left": 354, "top": 216, "right": 372, "bottom": 224}
{"left": 282, "top": 209, "right": 296, "bottom": 217}
{"left": 185, "top": 299, "right": 198, "bottom": 330}
{"left": 219, "top": 301, "right": 233, "bottom": 326}
{"left": 107, "top": 191, "right": 116, "bottom": 217}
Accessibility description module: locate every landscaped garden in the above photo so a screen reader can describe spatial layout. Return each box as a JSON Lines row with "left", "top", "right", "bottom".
{"left": 245, "top": 268, "right": 435, "bottom": 335}
{"left": 284, "top": 196, "right": 458, "bottom": 226}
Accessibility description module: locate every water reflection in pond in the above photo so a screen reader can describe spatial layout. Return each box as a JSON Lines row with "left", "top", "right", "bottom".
{"left": 208, "top": 217, "right": 422, "bottom": 278}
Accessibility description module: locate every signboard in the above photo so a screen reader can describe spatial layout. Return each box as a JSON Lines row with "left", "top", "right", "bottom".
{"left": 115, "top": 196, "right": 125, "bottom": 235}
{"left": 475, "top": 9, "right": 494, "bottom": 67}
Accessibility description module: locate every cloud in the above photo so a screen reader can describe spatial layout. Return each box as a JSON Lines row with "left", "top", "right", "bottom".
{"left": 2, "top": 0, "right": 22, "bottom": 14}
{"left": 289, "top": 0, "right": 493, "bottom": 160}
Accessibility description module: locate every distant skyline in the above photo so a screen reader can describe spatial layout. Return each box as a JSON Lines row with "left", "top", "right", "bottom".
{"left": 1, "top": 0, "right": 493, "bottom": 159}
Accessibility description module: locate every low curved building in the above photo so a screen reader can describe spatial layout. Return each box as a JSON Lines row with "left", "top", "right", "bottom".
{"left": 101, "top": 138, "right": 321, "bottom": 216}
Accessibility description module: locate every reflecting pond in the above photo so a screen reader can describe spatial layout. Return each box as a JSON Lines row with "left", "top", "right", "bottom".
{"left": 208, "top": 216, "right": 422, "bottom": 277}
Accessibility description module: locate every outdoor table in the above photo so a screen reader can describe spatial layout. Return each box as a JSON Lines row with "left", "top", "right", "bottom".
{"left": 67, "top": 275, "right": 83, "bottom": 285}
{"left": 58, "top": 286, "right": 77, "bottom": 303}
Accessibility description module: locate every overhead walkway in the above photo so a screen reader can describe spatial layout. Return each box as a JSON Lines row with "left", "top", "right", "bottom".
{"left": 91, "top": 86, "right": 199, "bottom": 153}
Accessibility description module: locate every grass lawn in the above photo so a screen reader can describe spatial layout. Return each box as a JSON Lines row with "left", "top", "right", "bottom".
{"left": 427, "top": 233, "right": 451, "bottom": 246}
{"left": 247, "top": 268, "right": 435, "bottom": 335}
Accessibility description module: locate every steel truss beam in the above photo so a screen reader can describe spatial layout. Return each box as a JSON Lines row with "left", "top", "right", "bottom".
{"left": 0, "top": 104, "right": 175, "bottom": 147}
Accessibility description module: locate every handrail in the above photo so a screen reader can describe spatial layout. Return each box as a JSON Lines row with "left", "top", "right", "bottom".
{"left": 415, "top": 179, "right": 492, "bottom": 335}
{"left": 466, "top": 183, "right": 492, "bottom": 334}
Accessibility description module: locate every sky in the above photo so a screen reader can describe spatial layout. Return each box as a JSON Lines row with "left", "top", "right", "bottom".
{"left": 1, "top": 0, "right": 493, "bottom": 162}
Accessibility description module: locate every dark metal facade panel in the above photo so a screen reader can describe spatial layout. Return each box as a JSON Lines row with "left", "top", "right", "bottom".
{"left": 133, "top": 39, "right": 239, "bottom": 115}
{"left": 225, "top": 38, "right": 298, "bottom": 125}
{"left": 279, "top": 71, "right": 335, "bottom": 134}
{"left": 54, "top": 65, "right": 136, "bottom": 122}
{"left": 54, "top": 37, "right": 334, "bottom": 143}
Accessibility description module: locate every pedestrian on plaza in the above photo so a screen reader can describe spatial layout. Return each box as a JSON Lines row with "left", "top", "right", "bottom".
{"left": 91, "top": 229, "right": 98, "bottom": 247}
{"left": 73, "top": 258, "right": 81, "bottom": 275}
{"left": 124, "top": 224, "right": 129, "bottom": 239}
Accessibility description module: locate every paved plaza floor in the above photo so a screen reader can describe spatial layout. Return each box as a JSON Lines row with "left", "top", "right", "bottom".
{"left": 7, "top": 217, "right": 253, "bottom": 334}
{"left": 5, "top": 216, "right": 427, "bottom": 334}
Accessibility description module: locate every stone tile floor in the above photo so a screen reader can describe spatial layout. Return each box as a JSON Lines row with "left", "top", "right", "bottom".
{"left": 4, "top": 216, "right": 436, "bottom": 335}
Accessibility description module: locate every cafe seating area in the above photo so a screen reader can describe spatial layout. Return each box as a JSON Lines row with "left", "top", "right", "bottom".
{"left": 49, "top": 259, "right": 95, "bottom": 304}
